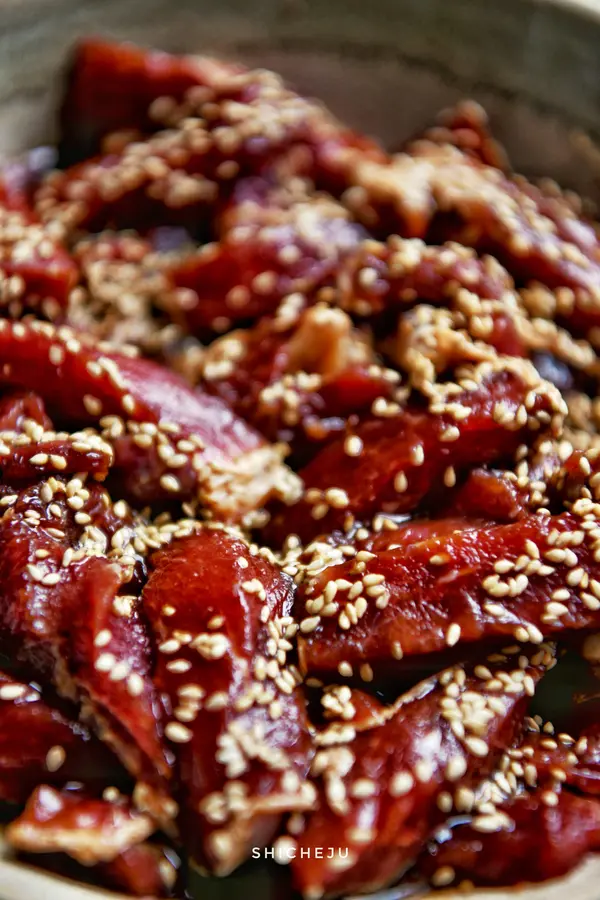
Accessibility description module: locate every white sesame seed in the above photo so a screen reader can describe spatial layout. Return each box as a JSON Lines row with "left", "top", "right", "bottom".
{"left": 165, "top": 722, "right": 193, "bottom": 743}
{"left": 389, "top": 771, "right": 414, "bottom": 797}
{"left": 0, "top": 683, "right": 29, "bottom": 701}
{"left": 446, "top": 623, "right": 461, "bottom": 647}
{"left": 431, "top": 866, "right": 456, "bottom": 887}
{"left": 166, "top": 659, "right": 192, "bottom": 674}
{"left": 45, "top": 745, "right": 66, "bottom": 772}
{"left": 344, "top": 435, "right": 363, "bottom": 457}
{"left": 465, "top": 736, "right": 489, "bottom": 757}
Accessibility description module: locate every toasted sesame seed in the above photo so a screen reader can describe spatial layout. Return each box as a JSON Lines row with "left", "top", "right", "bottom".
{"left": 166, "top": 659, "right": 192, "bottom": 673}
{"left": 344, "top": 435, "right": 363, "bottom": 457}
{"left": 127, "top": 673, "right": 145, "bottom": 697}
{"left": 0, "top": 683, "right": 29, "bottom": 701}
{"left": 446, "top": 623, "right": 461, "bottom": 646}
{"left": 160, "top": 474, "right": 181, "bottom": 493}
{"left": 394, "top": 471, "right": 408, "bottom": 493}
{"left": 45, "top": 745, "right": 66, "bottom": 772}
{"left": 431, "top": 866, "right": 456, "bottom": 888}
{"left": 465, "top": 736, "right": 489, "bottom": 757}
{"left": 165, "top": 722, "right": 193, "bottom": 743}
{"left": 389, "top": 771, "right": 414, "bottom": 796}
{"left": 445, "top": 755, "right": 468, "bottom": 781}
{"left": 94, "top": 629, "right": 112, "bottom": 648}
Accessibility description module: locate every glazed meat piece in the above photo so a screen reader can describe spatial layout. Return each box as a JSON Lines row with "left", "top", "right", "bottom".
{"left": 414, "top": 704, "right": 600, "bottom": 890}
{"left": 0, "top": 190, "right": 78, "bottom": 319}
{"left": 0, "top": 480, "right": 172, "bottom": 805}
{"left": 0, "top": 428, "right": 113, "bottom": 483}
{"left": 0, "top": 389, "right": 112, "bottom": 483}
{"left": 100, "top": 842, "right": 179, "bottom": 897}
{"left": 265, "top": 358, "right": 564, "bottom": 546}
{"left": 59, "top": 38, "right": 246, "bottom": 162}
{"left": 0, "top": 389, "right": 53, "bottom": 431}
{"left": 419, "top": 790, "right": 600, "bottom": 889}
{"left": 0, "top": 671, "right": 125, "bottom": 803}
{"left": 333, "top": 236, "right": 514, "bottom": 318}
{"left": 405, "top": 100, "right": 509, "bottom": 170}
{"left": 0, "top": 319, "right": 300, "bottom": 518}
{"left": 201, "top": 304, "right": 399, "bottom": 459}
{"left": 142, "top": 527, "right": 314, "bottom": 875}
{"left": 168, "top": 177, "right": 365, "bottom": 333}
{"left": 42, "top": 38, "right": 388, "bottom": 235}
{"left": 438, "top": 467, "right": 533, "bottom": 522}
{"left": 289, "top": 644, "right": 554, "bottom": 898}
{"left": 6, "top": 786, "right": 154, "bottom": 864}
{"left": 334, "top": 142, "right": 600, "bottom": 340}
{"left": 504, "top": 720, "right": 600, "bottom": 797}
{"left": 297, "top": 509, "right": 600, "bottom": 680}
{"left": 36, "top": 78, "right": 329, "bottom": 235}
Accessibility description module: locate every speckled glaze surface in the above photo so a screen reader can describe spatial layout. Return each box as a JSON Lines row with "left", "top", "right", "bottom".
{"left": 1, "top": 0, "right": 600, "bottom": 898}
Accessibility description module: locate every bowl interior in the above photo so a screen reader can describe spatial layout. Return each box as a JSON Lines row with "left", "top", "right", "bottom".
{"left": 1, "top": 1, "right": 600, "bottom": 898}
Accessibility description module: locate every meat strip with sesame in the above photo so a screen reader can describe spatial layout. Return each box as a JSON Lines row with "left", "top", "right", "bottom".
{"left": 142, "top": 526, "right": 314, "bottom": 874}
{"left": 201, "top": 304, "right": 400, "bottom": 462}
{"left": 0, "top": 319, "right": 300, "bottom": 518}
{"left": 0, "top": 671, "right": 126, "bottom": 803}
{"left": 6, "top": 785, "right": 155, "bottom": 865}
{"left": 418, "top": 790, "right": 600, "bottom": 889}
{"left": 297, "top": 509, "right": 600, "bottom": 680}
{"left": 265, "top": 358, "right": 564, "bottom": 546}
{"left": 0, "top": 186, "right": 78, "bottom": 319}
{"left": 289, "top": 643, "right": 554, "bottom": 898}
{"left": 417, "top": 712, "right": 600, "bottom": 889}
{"left": 0, "top": 480, "right": 172, "bottom": 814}
{"left": 59, "top": 38, "right": 246, "bottom": 163}
{"left": 167, "top": 176, "right": 365, "bottom": 333}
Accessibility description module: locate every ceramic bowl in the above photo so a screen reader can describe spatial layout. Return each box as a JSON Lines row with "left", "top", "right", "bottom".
{"left": 1, "top": 0, "right": 600, "bottom": 897}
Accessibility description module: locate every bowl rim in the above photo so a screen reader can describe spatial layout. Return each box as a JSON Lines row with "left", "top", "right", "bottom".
{"left": 546, "top": 0, "right": 600, "bottom": 20}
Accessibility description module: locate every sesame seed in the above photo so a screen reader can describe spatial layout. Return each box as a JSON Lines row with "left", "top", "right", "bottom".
{"left": 394, "top": 471, "right": 408, "bottom": 493}
{"left": 431, "top": 866, "right": 456, "bottom": 888}
{"left": 160, "top": 474, "right": 181, "bottom": 493}
{"left": 29, "top": 453, "right": 49, "bottom": 466}
{"left": 415, "top": 759, "right": 435, "bottom": 782}
{"left": 446, "top": 623, "right": 461, "bottom": 646}
{"left": 83, "top": 394, "right": 103, "bottom": 415}
{"left": 49, "top": 345, "right": 65, "bottom": 365}
{"left": 471, "top": 813, "right": 511, "bottom": 833}
{"left": 344, "top": 435, "right": 363, "bottom": 457}
{"left": 391, "top": 641, "right": 404, "bottom": 660}
{"left": 465, "top": 736, "right": 489, "bottom": 757}
{"left": 360, "top": 663, "right": 374, "bottom": 682}
{"left": 445, "top": 755, "right": 467, "bottom": 781}
{"left": 300, "top": 616, "right": 320, "bottom": 634}
{"left": 389, "top": 771, "right": 414, "bottom": 797}
{"left": 95, "top": 653, "right": 116, "bottom": 672}
{"left": 350, "top": 778, "right": 377, "bottom": 798}
{"left": 166, "top": 659, "right": 192, "bottom": 673}
{"left": 45, "top": 745, "right": 66, "bottom": 772}
{"left": 430, "top": 554, "right": 447, "bottom": 566}
{"left": 0, "top": 683, "right": 29, "bottom": 701}
{"left": 165, "top": 722, "right": 193, "bottom": 743}
{"left": 437, "top": 791, "right": 453, "bottom": 813}
{"left": 94, "top": 629, "right": 112, "bottom": 648}
{"left": 127, "top": 673, "right": 145, "bottom": 697}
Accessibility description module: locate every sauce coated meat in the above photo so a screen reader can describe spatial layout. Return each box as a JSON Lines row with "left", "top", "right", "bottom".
{"left": 2, "top": 36, "right": 600, "bottom": 899}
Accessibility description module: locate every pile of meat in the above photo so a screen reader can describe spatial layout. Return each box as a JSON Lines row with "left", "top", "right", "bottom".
{"left": 2, "top": 36, "right": 600, "bottom": 899}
